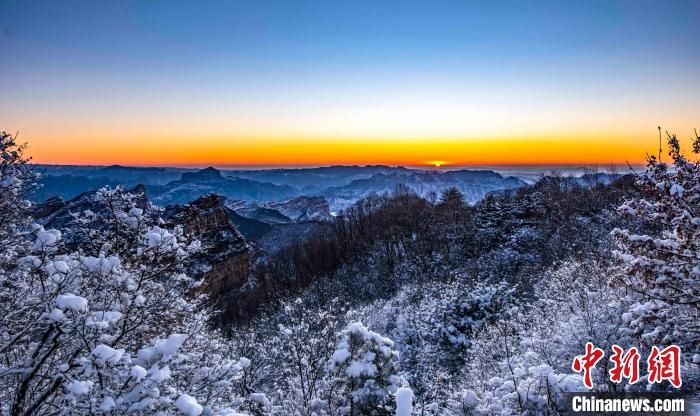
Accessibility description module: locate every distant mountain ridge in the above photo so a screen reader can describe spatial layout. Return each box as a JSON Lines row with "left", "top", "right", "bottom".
{"left": 32, "top": 164, "right": 528, "bottom": 210}
{"left": 147, "top": 168, "right": 298, "bottom": 205}
{"left": 323, "top": 169, "right": 525, "bottom": 209}
{"left": 224, "top": 165, "right": 413, "bottom": 192}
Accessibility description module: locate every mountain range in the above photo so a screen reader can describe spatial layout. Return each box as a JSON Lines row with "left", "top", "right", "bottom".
{"left": 33, "top": 164, "right": 527, "bottom": 211}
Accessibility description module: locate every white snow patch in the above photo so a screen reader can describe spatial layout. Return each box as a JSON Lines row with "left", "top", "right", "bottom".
{"left": 145, "top": 226, "right": 176, "bottom": 248}
{"left": 148, "top": 365, "right": 171, "bottom": 382}
{"left": 395, "top": 387, "right": 413, "bottom": 416}
{"left": 463, "top": 390, "right": 479, "bottom": 407}
{"left": 346, "top": 360, "right": 376, "bottom": 377}
{"left": 33, "top": 229, "right": 61, "bottom": 251}
{"left": 81, "top": 255, "right": 121, "bottom": 276}
{"left": 131, "top": 365, "right": 147, "bottom": 380}
{"left": 99, "top": 396, "right": 116, "bottom": 411}
{"left": 66, "top": 380, "right": 93, "bottom": 395}
{"left": 138, "top": 334, "right": 187, "bottom": 363}
{"left": 46, "top": 308, "right": 66, "bottom": 321}
{"left": 92, "top": 344, "right": 124, "bottom": 364}
{"left": 238, "top": 357, "right": 251, "bottom": 368}
{"left": 332, "top": 349, "right": 351, "bottom": 363}
{"left": 56, "top": 294, "right": 88, "bottom": 312}
{"left": 250, "top": 392, "right": 271, "bottom": 411}
{"left": 157, "top": 334, "right": 187, "bottom": 357}
{"left": 134, "top": 294, "right": 146, "bottom": 305}
{"left": 45, "top": 260, "right": 70, "bottom": 275}
{"left": 175, "top": 394, "right": 203, "bottom": 416}
{"left": 88, "top": 311, "right": 124, "bottom": 328}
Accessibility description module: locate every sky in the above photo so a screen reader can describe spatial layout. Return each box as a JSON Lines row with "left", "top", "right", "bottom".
{"left": 0, "top": 0, "right": 698, "bottom": 167}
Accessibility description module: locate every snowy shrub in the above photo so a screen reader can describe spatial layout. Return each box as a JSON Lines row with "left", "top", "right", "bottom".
{"left": 462, "top": 320, "right": 585, "bottom": 415}
{"left": 451, "top": 259, "right": 633, "bottom": 414}
{"left": 329, "top": 321, "right": 402, "bottom": 415}
{"left": 433, "top": 281, "right": 516, "bottom": 349}
{"left": 247, "top": 298, "right": 345, "bottom": 415}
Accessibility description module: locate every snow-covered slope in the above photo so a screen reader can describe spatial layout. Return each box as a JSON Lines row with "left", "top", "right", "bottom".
{"left": 323, "top": 170, "right": 525, "bottom": 210}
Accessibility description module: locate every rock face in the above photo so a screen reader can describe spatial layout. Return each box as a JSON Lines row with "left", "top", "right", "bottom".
{"left": 31, "top": 196, "right": 66, "bottom": 219}
{"left": 164, "top": 194, "right": 252, "bottom": 296}
{"left": 225, "top": 200, "right": 293, "bottom": 225}
{"left": 33, "top": 187, "right": 253, "bottom": 298}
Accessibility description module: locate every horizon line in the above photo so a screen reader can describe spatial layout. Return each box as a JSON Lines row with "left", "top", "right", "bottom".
{"left": 32, "top": 161, "right": 646, "bottom": 170}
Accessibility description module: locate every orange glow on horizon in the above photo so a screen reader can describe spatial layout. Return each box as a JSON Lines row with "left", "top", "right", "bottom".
{"left": 22, "top": 129, "right": 696, "bottom": 168}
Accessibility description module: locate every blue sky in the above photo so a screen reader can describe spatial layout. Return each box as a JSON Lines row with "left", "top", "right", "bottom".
{"left": 0, "top": 0, "right": 698, "bottom": 166}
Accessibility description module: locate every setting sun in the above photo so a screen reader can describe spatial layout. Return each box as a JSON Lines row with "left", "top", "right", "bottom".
{"left": 428, "top": 161, "right": 448, "bottom": 168}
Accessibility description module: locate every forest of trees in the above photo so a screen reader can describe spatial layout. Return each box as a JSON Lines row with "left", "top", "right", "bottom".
{"left": 1, "top": 130, "right": 698, "bottom": 415}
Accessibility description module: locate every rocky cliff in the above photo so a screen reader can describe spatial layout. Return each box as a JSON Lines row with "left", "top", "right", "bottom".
{"left": 164, "top": 194, "right": 252, "bottom": 296}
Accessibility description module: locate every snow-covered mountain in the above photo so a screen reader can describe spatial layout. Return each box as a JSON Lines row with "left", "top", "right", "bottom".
{"left": 260, "top": 196, "right": 332, "bottom": 222}
{"left": 322, "top": 169, "right": 526, "bottom": 210}
{"left": 223, "top": 196, "right": 331, "bottom": 248}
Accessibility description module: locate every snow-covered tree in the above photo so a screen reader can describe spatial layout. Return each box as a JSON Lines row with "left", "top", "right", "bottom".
{"left": 275, "top": 299, "right": 344, "bottom": 415}
{"left": 0, "top": 143, "right": 249, "bottom": 415}
{"left": 329, "top": 322, "right": 402, "bottom": 415}
{"left": 0, "top": 132, "right": 35, "bottom": 270}
{"left": 612, "top": 132, "right": 700, "bottom": 353}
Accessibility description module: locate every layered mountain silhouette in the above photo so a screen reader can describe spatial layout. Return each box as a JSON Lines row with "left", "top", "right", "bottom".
{"left": 34, "top": 165, "right": 526, "bottom": 212}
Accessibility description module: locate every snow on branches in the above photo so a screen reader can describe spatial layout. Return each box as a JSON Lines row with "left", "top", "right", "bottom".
{"left": 330, "top": 321, "right": 402, "bottom": 415}
{"left": 0, "top": 163, "right": 250, "bottom": 415}
{"left": 612, "top": 132, "right": 700, "bottom": 352}
{"left": 0, "top": 132, "right": 35, "bottom": 271}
